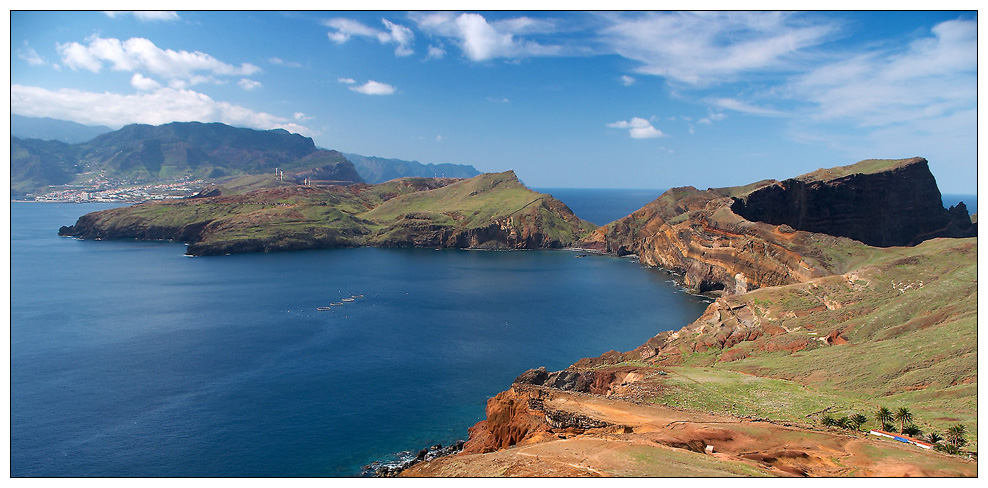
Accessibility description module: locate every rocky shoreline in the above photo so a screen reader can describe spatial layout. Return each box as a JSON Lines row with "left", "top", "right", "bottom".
{"left": 362, "top": 440, "right": 466, "bottom": 477}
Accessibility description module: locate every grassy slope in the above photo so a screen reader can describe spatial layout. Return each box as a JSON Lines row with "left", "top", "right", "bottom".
{"left": 363, "top": 171, "right": 549, "bottom": 227}
{"left": 629, "top": 237, "right": 977, "bottom": 449}
{"left": 795, "top": 158, "right": 921, "bottom": 183}
{"left": 361, "top": 171, "right": 596, "bottom": 244}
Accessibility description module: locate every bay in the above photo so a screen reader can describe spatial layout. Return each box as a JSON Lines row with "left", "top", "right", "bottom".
{"left": 9, "top": 199, "right": 711, "bottom": 477}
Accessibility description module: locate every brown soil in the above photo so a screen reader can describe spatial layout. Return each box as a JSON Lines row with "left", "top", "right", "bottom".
{"left": 403, "top": 387, "right": 977, "bottom": 477}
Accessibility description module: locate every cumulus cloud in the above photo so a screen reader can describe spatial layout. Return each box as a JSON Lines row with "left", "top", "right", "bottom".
{"left": 10, "top": 84, "right": 311, "bottom": 135}
{"left": 238, "top": 78, "right": 262, "bottom": 90}
{"left": 597, "top": 11, "right": 834, "bottom": 85}
{"left": 130, "top": 73, "right": 161, "bottom": 91}
{"left": 56, "top": 35, "right": 260, "bottom": 87}
{"left": 348, "top": 80, "right": 396, "bottom": 95}
{"left": 410, "top": 12, "right": 561, "bottom": 61}
{"left": 324, "top": 17, "right": 415, "bottom": 57}
{"left": 607, "top": 117, "right": 664, "bottom": 139}
{"left": 426, "top": 44, "right": 446, "bottom": 59}
{"left": 104, "top": 11, "right": 180, "bottom": 22}
{"left": 620, "top": 75, "right": 636, "bottom": 86}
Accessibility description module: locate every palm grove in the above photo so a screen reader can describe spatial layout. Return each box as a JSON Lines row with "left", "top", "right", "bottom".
{"left": 821, "top": 406, "right": 969, "bottom": 455}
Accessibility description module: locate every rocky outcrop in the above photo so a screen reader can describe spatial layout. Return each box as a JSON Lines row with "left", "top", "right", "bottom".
{"left": 579, "top": 157, "right": 974, "bottom": 295}
{"left": 729, "top": 157, "right": 975, "bottom": 247}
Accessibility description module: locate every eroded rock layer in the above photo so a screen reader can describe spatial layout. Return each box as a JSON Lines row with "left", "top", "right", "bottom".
{"left": 579, "top": 157, "right": 974, "bottom": 295}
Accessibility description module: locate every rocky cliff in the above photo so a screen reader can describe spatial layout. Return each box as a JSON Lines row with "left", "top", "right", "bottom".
{"left": 729, "top": 157, "right": 974, "bottom": 247}
{"left": 579, "top": 157, "right": 974, "bottom": 295}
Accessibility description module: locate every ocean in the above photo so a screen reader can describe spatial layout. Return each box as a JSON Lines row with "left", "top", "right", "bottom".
{"left": 9, "top": 189, "right": 710, "bottom": 477}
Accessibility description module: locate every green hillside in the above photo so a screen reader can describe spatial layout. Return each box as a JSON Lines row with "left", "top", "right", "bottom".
{"left": 59, "top": 172, "right": 597, "bottom": 256}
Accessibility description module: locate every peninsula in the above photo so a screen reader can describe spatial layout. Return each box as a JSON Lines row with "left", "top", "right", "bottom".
{"left": 401, "top": 157, "right": 977, "bottom": 477}
{"left": 58, "top": 171, "right": 596, "bottom": 255}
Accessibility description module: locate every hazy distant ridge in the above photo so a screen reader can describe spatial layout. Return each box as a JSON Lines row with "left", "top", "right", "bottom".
{"left": 343, "top": 152, "right": 480, "bottom": 184}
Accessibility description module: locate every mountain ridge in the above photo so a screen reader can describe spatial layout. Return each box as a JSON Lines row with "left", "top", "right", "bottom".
{"left": 9, "top": 117, "right": 482, "bottom": 196}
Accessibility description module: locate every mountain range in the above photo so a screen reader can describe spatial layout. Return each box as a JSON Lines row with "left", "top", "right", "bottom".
{"left": 9, "top": 117, "right": 481, "bottom": 196}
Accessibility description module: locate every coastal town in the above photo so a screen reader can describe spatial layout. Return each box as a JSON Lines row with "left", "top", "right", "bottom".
{"left": 22, "top": 176, "right": 205, "bottom": 203}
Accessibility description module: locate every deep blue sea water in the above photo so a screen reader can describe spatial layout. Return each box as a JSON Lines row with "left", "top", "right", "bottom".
{"left": 9, "top": 193, "right": 711, "bottom": 477}
{"left": 537, "top": 188, "right": 665, "bottom": 225}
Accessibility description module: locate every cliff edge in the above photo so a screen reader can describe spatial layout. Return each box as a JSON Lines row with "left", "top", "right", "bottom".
{"left": 579, "top": 157, "right": 974, "bottom": 295}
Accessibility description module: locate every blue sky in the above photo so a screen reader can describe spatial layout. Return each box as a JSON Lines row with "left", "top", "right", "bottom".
{"left": 9, "top": 10, "right": 979, "bottom": 193}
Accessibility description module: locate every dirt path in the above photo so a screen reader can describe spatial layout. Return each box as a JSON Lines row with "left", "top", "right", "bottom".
{"left": 403, "top": 389, "right": 977, "bottom": 477}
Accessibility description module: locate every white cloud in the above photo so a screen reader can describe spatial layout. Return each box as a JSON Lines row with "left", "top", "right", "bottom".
{"left": 17, "top": 41, "right": 46, "bottom": 66}
{"left": 790, "top": 18, "right": 975, "bottom": 128}
{"left": 325, "top": 18, "right": 382, "bottom": 43}
{"left": 130, "top": 73, "right": 161, "bottom": 91}
{"left": 349, "top": 80, "right": 396, "bottom": 95}
{"left": 707, "top": 97, "right": 784, "bottom": 116}
{"left": 56, "top": 35, "right": 260, "bottom": 87}
{"left": 293, "top": 112, "right": 312, "bottom": 121}
{"left": 426, "top": 45, "right": 446, "bottom": 59}
{"left": 104, "top": 11, "right": 180, "bottom": 22}
{"left": 10, "top": 84, "right": 311, "bottom": 136}
{"left": 337, "top": 77, "right": 356, "bottom": 84}
{"left": 238, "top": 78, "right": 262, "bottom": 90}
{"left": 597, "top": 11, "right": 834, "bottom": 85}
{"left": 607, "top": 117, "right": 664, "bottom": 139}
{"left": 436, "top": 134, "right": 444, "bottom": 142}
{"left": 782, "top": 18, "right": 976, "bottom": 184}
{"left": 383, "top": 19, "right": 415, "bottom": 56}
{"left": 620, "top": 75, "right": 635, "bottom": 86}
{"left": 324, "top": 17, "right": 415, "bottom": 57}
{"left": 410, "top": 12, "right": 561, "bottom": 62}
{"left": 269, "top": 57, "right": 304, "bottom": 68}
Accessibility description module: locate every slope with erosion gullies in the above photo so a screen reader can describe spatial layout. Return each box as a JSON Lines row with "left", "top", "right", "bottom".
{"left": 579, "top": 157, "right": 975, "bottom": 295}
{"left": 58, "top": 171, "right": 597, "bottom": 256}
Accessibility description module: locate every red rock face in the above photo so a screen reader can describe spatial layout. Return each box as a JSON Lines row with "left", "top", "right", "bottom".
{"left": 461, "top": 388, "right": 551, "bottom": 454}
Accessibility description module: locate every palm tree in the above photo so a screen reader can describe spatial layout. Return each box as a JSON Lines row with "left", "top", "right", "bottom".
{"left": 837, "top": 417, "right": 853, "bottom": 429}
{"left": 850, "top": 414, "right": 868, "bottom": 431}
{"left": 894, "top": 407, "right": 913, "bottom": 434}
{"left": 945, "top": 424, "right": 967, "bottom": 448}
{"left": 875, "top": 406, "right": 893, "bottom": 431}
{"left": 902, "top": 424, "right": 923, "bottom": 437}
{"left": 926, "top": 432, "right": 943, "bottom": 444}
{"left": 821, "top": 414, "right": 836, "bottom": 427}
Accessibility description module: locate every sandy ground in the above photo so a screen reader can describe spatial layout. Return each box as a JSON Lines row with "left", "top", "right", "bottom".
{"left": 403, "top": 388, "right": 977, "bottom": 477}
